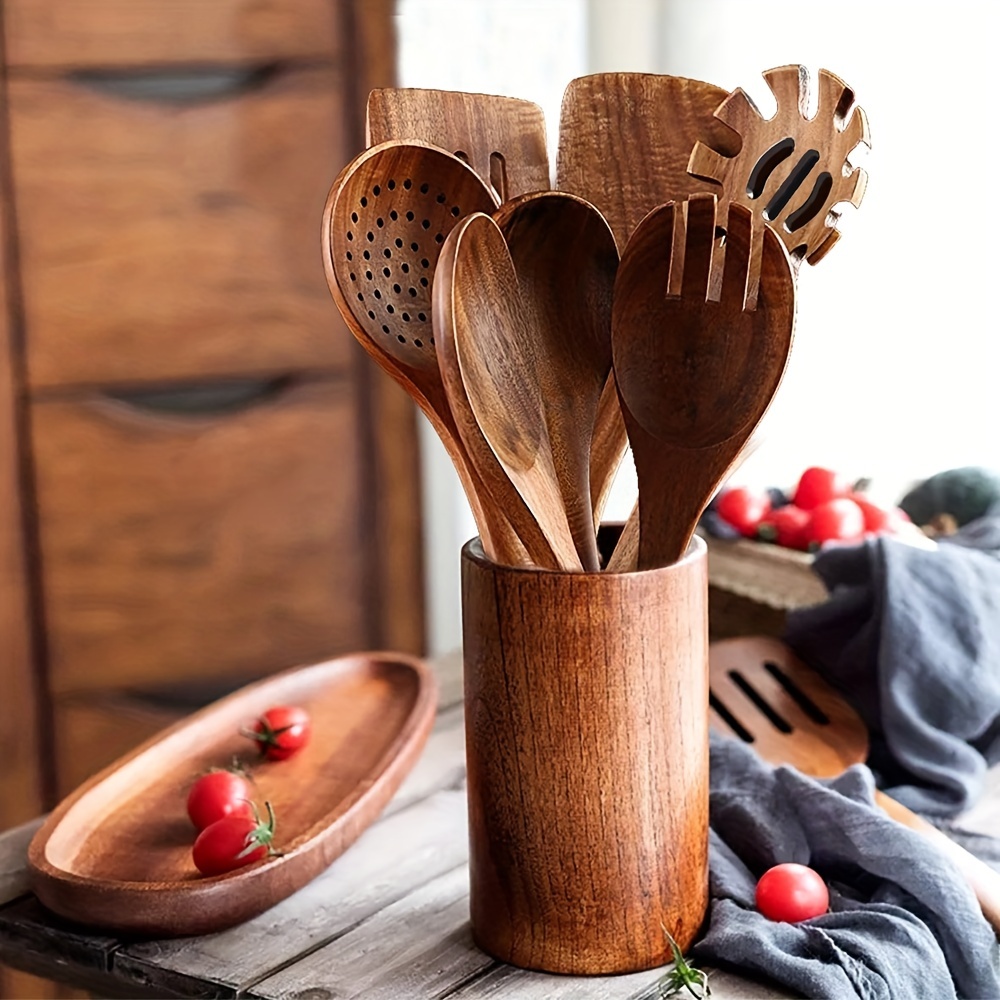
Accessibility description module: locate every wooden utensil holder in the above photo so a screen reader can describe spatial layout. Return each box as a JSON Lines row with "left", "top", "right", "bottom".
{"left": 461, "top": 532, "right": 710, "bottom": 974}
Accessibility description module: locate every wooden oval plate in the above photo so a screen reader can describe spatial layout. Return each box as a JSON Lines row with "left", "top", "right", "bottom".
{"left": 28, "top": 652, "right": 438, "bottom": 937}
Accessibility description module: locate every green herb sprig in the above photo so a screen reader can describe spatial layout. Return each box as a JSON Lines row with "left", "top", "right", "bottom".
{"left": 654, "top": 926, "right": 711, "bottom": 999}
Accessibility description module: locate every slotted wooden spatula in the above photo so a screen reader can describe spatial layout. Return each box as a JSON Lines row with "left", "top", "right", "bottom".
{"left": 709, "top": 635, "right": 1000, "bottom": 934}
{"left": 367, "top": 87, "right": 550, "bottom": 203}
{"left": 688, "top": 65, "right": 870, "bottom": 306}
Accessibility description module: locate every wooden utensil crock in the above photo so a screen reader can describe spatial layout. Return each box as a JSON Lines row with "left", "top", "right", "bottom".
{"left": 460, "top": 530, "right": 710, "bottom": 974}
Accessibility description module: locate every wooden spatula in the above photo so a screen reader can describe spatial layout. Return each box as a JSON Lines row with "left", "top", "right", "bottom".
{"left": 709, "top": 635, "right": 1000, "bottom": 935}
{"left": 557, "top": 73, "right": 738, "bottom": 526}
{"left": 688, "top": 65, "right": 870, "bottom": 306}
{"left": 367, "top": 88, "right": 550, "bottom": 203}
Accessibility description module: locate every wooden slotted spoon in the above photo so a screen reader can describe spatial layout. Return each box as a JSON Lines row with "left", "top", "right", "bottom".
{"left": 323, "top": 139, "right": 537, "bottom": 565}
{"left": 434, "top": 211, "right": 590, "bottom": 572}
{"left": 367, "top": 87, "right": 550, "bottom": 203}
{"left": 556, "top": 72, "right": 739, "bottom": 527}
{"left": 491, "top": 191, "right": 618, "bottom": 572}
{"left": 608, "top": 195, "right": 795, "bottom": 572}
{"left": 709, "top": 636, "right": 1000, "bottom": 934}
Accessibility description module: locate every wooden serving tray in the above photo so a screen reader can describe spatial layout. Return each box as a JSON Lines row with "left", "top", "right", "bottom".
{"left": 27, "top": 652, "right": 438, "bottom": 937}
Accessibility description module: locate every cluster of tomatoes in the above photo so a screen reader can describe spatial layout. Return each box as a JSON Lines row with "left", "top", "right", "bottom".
{"left": 710, "top": 466, "right": 913, "bottom": 551}
{"left": 186, "top": 705, "right": 311, "bottom": 876}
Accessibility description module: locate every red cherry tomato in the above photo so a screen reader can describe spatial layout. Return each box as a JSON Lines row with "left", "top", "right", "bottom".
{"left": 192, "top": 801, "right": 276, "bottom": 876}
{"left": 793, "top": 467, "right": 852, "bottom": 511}
{"left": 758, "top": 504, "right": 812, "bottom": 550}
{"left": 186, "top": 770, "right": 254, "bottom": 831}
{"left": 851, "top": 494, "right": 913, "bottom": 537}
{"left": 716, "top": 487, "right": 772, "bottom": 538}
{"left": 755, "top": 863, "right": 829, "bottom": 922}
{"left": 808, "top": 497, "right": 866, "bottom": 546}
{"left": 244, "top": 705, "right": 311, "bottom": 761}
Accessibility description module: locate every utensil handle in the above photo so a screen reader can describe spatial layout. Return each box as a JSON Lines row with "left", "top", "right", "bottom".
{"left": 874, "top": 789, "right": 1000, "bottom": 936}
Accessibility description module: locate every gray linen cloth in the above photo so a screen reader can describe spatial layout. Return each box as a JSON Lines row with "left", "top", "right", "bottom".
{"left": 696, "top": 734, "right": 1000, "bottom": 999}
{"left": 783, "top": 517, "right": 1000, "bottom": 817}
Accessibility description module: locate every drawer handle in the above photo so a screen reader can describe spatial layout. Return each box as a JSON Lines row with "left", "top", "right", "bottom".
{"left": 69, "top": 64, "right": 281, "bottom": 104}
{"left": 103, "top": 377, "right": 293, "bottom": 416}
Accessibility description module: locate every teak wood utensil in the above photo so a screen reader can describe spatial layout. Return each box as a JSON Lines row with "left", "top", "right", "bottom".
{"left": 609, "top": 195, "right": 795, "bottom": 571}
{"left": 323, "top": 140, "right": 529, "bottom": 564}
{"left": 462, "top": 533, "right": 709, "bottom": 972}
{"left": 608, "top": 431, "right": 765, "bottom": 573}
{"left": 28, "top": 652, "right": 438, "bottom": 937}
{"left": 366, "top": 87, "right": 550, "bottom": 203}
{"left": 556, "top": 72, "right": 739, "bottom": 526}
{"left": 492, "top": 190, "right": 618, "bottom": 572}
{"left": 434, "top": 212, "right": 583, "bottom": 572}
{"left": 688, "top": 65, "right": 870, "bottom": 306}
{"left": 709, "top": 636, "right": 1000, "bottom": 935}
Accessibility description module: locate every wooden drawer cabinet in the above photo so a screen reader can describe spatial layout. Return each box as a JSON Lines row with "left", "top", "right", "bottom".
{"left": 52, "top": 696, "right": 182, "bottom": 801}
{"left": 4, "top": 0, "right": 340, "bottom": 69}
{"left": 33, "top": 378, "right": 369, "bottom": 695}
{"left": 0, "top": 9, "right": 413, "bottom": 996}
{"left": 10, "top": 67, "right": 350, "bottom": 388}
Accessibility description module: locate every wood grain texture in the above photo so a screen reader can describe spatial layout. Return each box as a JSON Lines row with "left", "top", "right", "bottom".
{"left": 688, "top": 65, "right": 869, "bottom": 280}
{"left": 556, "top": 73, "right": 736, "bottom": 270}
{"left": 556, "top": 73, "right": 738, "bottom": 526}
{"left": 611, "top": 198, "right": 795, "bottom": 570}
{"left": 0, "top": 89, "right": 44, "bottom": 833}
{"left": 28, "top": 652, "right": 438, "bottom": 937}
{"left": 3, "top": 0, "right": 339, "bottom": 69}
{"left": 710, "top": 636, "right": 1000, "bottom": 935}
{"left": 248, "top": 865, "right": 489, "bottom": 1000}
{"left": 31, "top": 379, "right": 368, "bottom": 695}
{"left": 8, "top": 67, "right": 348, "bottom": 388}
{"left": 492, "top": 191, "right": 618, "bottom": 571}
{"left": 367, "top": 88, "right": 550, "bottom": 202}
{"left": 461, "top": 535, "right": 710, "bottom": 973}
{"left": 324, "top": 140, "right": 536, "bottom": 566}
{"left": 436, "top": 211, "right": 584, "bottom": 571}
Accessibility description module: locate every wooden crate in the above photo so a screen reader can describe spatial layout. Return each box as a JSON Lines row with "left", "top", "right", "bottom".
{"left": 704, "top": 534, "right": 828, "bottom": 640}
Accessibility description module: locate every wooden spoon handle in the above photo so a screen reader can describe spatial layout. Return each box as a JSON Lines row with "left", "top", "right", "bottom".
{"left": 875, "top": 789, "right": 1000, "bottom": 936}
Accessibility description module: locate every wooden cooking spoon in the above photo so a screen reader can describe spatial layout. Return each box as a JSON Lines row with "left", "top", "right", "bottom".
{"left": 557, "top": 73, "right": 739, "bottom": 525}
{"left": 367, "top": 88, "right": 550, "bottom": 203}
{"left": 434, "top": 212, "right": 586, "bottom": 572}
{"left": 609, "top": 195, "right": 795, "bottom": 571}
{"left": 709, "top": 636, "right": 1000, "bottom": 935}
{"left": 323, "top": 140, "right": 529, "bottom": 564}
{"left": 491, "top": 191, "right": 618, "bottom": 572}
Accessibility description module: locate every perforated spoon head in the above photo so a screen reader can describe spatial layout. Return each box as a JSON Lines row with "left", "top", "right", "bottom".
{"left": 612, "top": 195, "right": 795, "bottom": 570}
{"left": 323, "top": 140, "right": 499, "bottom": 387}
{"left": 323, "top": 140, "right": 533, "bottom": 563}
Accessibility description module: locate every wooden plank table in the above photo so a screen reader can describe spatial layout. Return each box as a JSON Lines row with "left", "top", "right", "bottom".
{"left": 1, "top": 650, "right": 995, "bottom": 1000}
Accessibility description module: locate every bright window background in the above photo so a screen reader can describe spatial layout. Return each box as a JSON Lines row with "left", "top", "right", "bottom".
{"left": 397, "top": 0, "right": 999, "bottom": 653}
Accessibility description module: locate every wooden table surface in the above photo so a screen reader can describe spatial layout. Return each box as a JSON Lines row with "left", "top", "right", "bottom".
{"left": 1, "top": 650, "right": 996, "bottom": 1000}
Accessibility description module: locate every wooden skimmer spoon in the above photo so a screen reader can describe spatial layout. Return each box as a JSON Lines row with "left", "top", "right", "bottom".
{"left": 709, "top": 636, "right": 1000, "bottom": 935}
{"left": 323, "top": 140, "right": 534, "bottom": 565}
{"left": 491, "top": 191, "right": 618, "bottom": 572}
{"left": 434, "top": 212, "right": 588, "bottom": 572}
{"left": 609, "top": 195, "right": 795, "bottom": 572}
{"left": 366, "top": 88, "right": 550, "bottom": 203}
